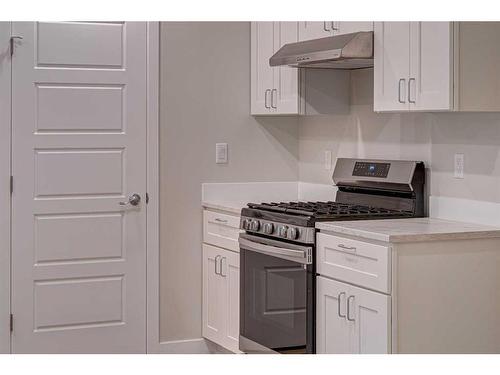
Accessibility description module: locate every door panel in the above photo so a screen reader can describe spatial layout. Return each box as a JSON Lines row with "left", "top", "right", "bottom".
{"left": 251, "top": 22, "right": 274, "bottom": 115}
{"left": 410, "top": 22, "right": 452, "bottom": 111}
{"left": 11, "top": 21, "right": 147, "bottom": 353}
{"left": 298, "top": 22, "right": 333, "bottom": 41}
{"left": 374, "top": 22, "right": 410, "bottom": 111}
{"left": 202, "top": 244, "right": 224, "bottom": 344}
{"left": 273, "top": 22, "right": 299, "bottom": 114}
{"left": 349, "top": 284, "right": 391, "bottom": 354}
{"left": 222, "top": 249, "right": 240, "bottom": 352}
{"left": 316, "top": 276, "right": 351, "bottom": 354}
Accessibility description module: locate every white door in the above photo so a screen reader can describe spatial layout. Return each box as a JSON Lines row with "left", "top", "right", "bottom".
{"left": 273, "top": 22, "right": 299, "bottom": 114}
{"left": 220, "top": 249, "right": 240, "bottom": 352}
{"left": 316, "top": 276, "right": 351, "bottom": 354}
{"left": 202, "top": 244, "right": 224, "bottom": 344}
{"left": 374, "top": 22, "right": 410, "bottom": 112}
{"left": 11, "top": 22, "right": 147, "bottom": 353}
{"left": 251, "top": 22, "right": 274, "bottom": 115}
{"left": 409, "top": 22, "right": 453, "bottom": 111}
{"left": 348, "top": 284, "right": 391, "bottom": 354}
{"left": 298, "top": 22, "right": 334, "bottom": 41}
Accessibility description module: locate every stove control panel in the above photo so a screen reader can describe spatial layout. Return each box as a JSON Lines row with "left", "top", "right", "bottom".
{"left": 240, "top": 216, "right": 315, "bottom": 244}
{"left": 352, "top": 161, "right": 390, "bottom": 178}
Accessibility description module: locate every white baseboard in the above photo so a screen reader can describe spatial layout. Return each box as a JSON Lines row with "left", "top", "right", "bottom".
{"left": 151, "top": 338, "right": 231, "bottom": 354}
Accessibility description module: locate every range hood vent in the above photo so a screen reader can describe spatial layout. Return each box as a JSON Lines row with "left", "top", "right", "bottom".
{"left": 269, "top": 31, "right": 374, "bottom": 70}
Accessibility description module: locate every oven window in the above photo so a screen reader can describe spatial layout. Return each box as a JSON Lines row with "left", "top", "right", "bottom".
{"left": 240, "top": 248, "right": 307, "bottom": 352}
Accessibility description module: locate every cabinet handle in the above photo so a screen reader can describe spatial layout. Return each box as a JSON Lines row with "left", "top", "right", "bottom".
{"left": 214, "top": 218, "right": 228, "bottom": 224}
{"left": 398, "top": 78, "right": 406, "bottom": 104}
{"left": 220, "top": 257, "right": 227, "bottom": 277}
{"left": 214, "top": 255, "right": 221, "bottom": 275}
{"left": 408, "top": 78, "right": 416, "bottom": 104}
{"left": 331, "top": 22, "right": 339, "bottom": 31}
{"left": 323, "top": 22, "right": 329, "bottom": 32}
{"left": 264, "top": 89, "right": 271, "bottom": 109}
{"left": 337, "top": 292, "right": 346, "bottom": 318}
{"left": 271, "top": 89, "right": 277, "bottom": 109}
{"left": 338, "top": 244, "right": 357, "bottom": 252}
{"left": 347, "top": 295, "right": 355, "bottom": 321}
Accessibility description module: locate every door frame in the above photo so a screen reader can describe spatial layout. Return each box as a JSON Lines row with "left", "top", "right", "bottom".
{"left": 0, "top": 21, "right": 161, "bottom": 354}
{"left": 0, "top": 21, "right": 12, "bottom": 354}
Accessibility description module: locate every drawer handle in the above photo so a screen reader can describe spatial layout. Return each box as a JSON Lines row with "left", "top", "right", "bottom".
{"left": 214, "top": 218, "right": 228, "bottom": 223}
{"left": 338, "top": 244, "right": 357, "bottom": 252}
{"left": 337, "top": 292, "right": 346, "bottom": 318}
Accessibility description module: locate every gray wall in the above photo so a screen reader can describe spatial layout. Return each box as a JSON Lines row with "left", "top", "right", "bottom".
{"left": 299, "top": 69, "right": 500, "bottom": 204}
{"left": 159, "top": 22, "right": 298, "bottom": 342}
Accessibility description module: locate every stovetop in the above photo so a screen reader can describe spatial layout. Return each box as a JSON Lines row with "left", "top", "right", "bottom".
{"left": 246, "top": 201, "right": 413, "bottom": 220}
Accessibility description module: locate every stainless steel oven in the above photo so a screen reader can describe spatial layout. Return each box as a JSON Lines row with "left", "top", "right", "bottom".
{"left": 239, "top": 233, "right": 315, "bottom": 354}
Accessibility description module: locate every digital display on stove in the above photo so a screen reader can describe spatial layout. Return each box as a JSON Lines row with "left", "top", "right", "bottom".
{"left": 352, "top": 162, "right": 391, "bottom": 178}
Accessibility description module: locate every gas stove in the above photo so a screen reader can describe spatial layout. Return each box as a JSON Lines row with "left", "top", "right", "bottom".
{"left": 238, "top": 158, "right": 426, "bottom": 354}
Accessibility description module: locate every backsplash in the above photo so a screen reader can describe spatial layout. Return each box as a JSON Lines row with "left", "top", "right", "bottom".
{"left": 298, "top": 69, "right": 500, "bottom": 209}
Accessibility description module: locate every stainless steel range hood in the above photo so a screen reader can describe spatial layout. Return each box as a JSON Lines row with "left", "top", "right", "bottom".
{"left": 269, "top": 31, "right": 374, "bottom": 69}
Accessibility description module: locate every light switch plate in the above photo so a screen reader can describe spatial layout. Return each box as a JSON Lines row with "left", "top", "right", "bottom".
{"left": 216, "top": 143, "right": 228, "bottom": 164}
{"left": 454, "top": 153, "right": 464, "bottom": 179}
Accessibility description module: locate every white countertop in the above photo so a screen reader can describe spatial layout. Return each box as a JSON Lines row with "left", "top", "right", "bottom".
{"left": 202, "top": 201, "right": 243, "bottom": 215}
{"left": 316, "top": 217, "right": 500, "bottom": 243}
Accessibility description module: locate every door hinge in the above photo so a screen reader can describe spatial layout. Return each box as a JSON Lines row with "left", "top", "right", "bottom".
{"left": 146, "top": 193, "right": 149, "bottom": 204}
{"left": 9, "top": 314, "right": 13, "bottom": 333}
{"left": 10, "top": 176, "right": 13, "bottom": 195}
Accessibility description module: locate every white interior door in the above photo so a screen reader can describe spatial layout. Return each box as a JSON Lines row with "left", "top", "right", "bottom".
{"left": 11, "top": 21, "right": 148, "bottom": 353}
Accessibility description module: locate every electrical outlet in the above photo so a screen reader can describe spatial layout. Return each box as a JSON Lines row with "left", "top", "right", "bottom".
{"left": 216, "top": 143, "right": 228, "bottom": 164}
{"left": 324, "top": 150, "right": 332, "bottom": 170}
{"left": 454, "top": 153, "right": 464, "bottom": 179}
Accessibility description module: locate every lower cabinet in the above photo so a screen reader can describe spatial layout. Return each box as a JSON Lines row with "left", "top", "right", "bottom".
{"left": 316, "top": 276, "right": 391, "bottom": 354}
{"left": 202, "top": 243, "right": 240, "bottom": 353}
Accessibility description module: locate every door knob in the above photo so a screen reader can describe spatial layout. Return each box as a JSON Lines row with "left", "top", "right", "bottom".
{"left": 119, "top": 193, "right": 141, "bottom": 206}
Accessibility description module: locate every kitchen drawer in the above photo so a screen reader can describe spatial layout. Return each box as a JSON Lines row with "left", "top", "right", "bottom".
{"left": 317, "top": 232, "right": 390, "bottom": 293}
{"left": 203, "top": 210, "right": 241, "bottom": 252}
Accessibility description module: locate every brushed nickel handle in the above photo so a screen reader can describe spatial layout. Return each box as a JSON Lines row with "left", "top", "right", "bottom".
{"left": 408, "top": 78, "right": 416, "bottom": 104}
{"left": 10, "top": 35, "right": 23, "bottom": 57}
{"left": 338, "top": 244, "right": 357, "bottom": 252}
{"left": 337, "top": 292, "right": 346, "bottom": 318}
{"left": 347, "top": 295, "right": 355, "bottom": 321}
{"left": 271, "top": 89, "right": 277, "bottom": 109}
{"left": 119, "top": 193, "right": 141, "bottom": 207}
{"left": 331, "top": 22, "right": 339, "bottom": 31}
{"left": 214, "top": 255, "right": 221, "bottom": 275}
{"left": 323, "top": 21, "right": 330, "bottom": 32}
{"left": 220, "top": 257, "right": 227, "bottom": 277}
{"left": 264, "top": 89, "right": 271, "bottom": 109}
{"left": 214, "top": 218, "right": 228, "bottom": 223}
{"left": 398, "top": 78, "right": 406, "bottom": 104}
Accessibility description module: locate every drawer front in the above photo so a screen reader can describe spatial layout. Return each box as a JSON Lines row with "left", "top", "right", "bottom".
{"left": 317, "top": 233, "right": 390, "bottom": 293}
{"left": 203, "top": 210, "right": 241, "bottom": 252}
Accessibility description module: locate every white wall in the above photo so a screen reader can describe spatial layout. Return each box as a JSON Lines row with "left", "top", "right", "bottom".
{"left": 159, "top": 22, "right": 298, "bottom": 342}
{"left": 299, "top": 69, "right": 500, "bottom": 207}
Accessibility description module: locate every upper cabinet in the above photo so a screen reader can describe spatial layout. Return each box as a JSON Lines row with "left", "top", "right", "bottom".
{"left": 250, "top": 22, "right": 300, "bottom": 115}
{"left": 374, "top": 22, "right": 500, "bottom": 112}
{"left": 298, "top": 22, "right": 373, "bottom": 41}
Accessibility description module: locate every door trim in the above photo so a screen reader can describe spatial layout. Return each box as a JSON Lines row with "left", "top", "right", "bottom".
{"left": 145, "top": 21, "right": 161, "bottom": 353}
{"left": 0, "top": 21, "right": 12, "bottom": 354}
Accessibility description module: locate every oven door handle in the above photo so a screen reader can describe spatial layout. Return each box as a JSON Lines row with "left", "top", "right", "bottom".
{"left": 239, "top": 237, "right": 312, "bottom": 265}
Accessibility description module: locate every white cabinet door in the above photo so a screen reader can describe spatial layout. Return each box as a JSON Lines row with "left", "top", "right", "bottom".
{"left": 273, "top": 22, "right": 300, "bottom": 114}
{"left": 298, "top": 21, "right": 334, "bottom": 41}
{"left": 220, "top": 249, "right": 240, "bottom": 352}
{"left": 251, "top": 22, "right": 274, "bottom": 115}
{"left": 409, "top": 22, "right": 453, "bottom": 111}
{"left": 202, "top": 244, "right": 225, "bottom": 344}
{"left": 202, "top": 244, "right": 240, "bottom": 353}
{"left": 374, "top": 22, "right": 411, "bottom": 112}
{"left": 349, "top": 283, "right": 391, "bottom": 354}
{"left": 11, "top": 21, "right": 147, "bottom": 354}
{"left": 334, "top": 22, "right": 374, "bottom": 35}
{"left": 316, "top": 276, "right": 351, "bottom": 354}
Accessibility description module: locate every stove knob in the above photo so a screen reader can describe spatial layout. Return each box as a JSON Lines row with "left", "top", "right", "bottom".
{"left": 242, "top": 219, "right": 251, "bottom": 230}
{"left": 278, "top": 225, "right": 288, "bottom": 238}
{"left": 250, "top": 220, "right": 261, "bottom": 232}
{"left": 263, "top": 223, "right": 274, "bottom": 234}
{"left": 287, "top": 227, "right": 299, "bottom": 240}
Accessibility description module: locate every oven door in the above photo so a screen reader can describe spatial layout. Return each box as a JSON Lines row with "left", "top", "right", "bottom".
{"left": 239, "top": 233, "right": 314, "bottom": 354}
